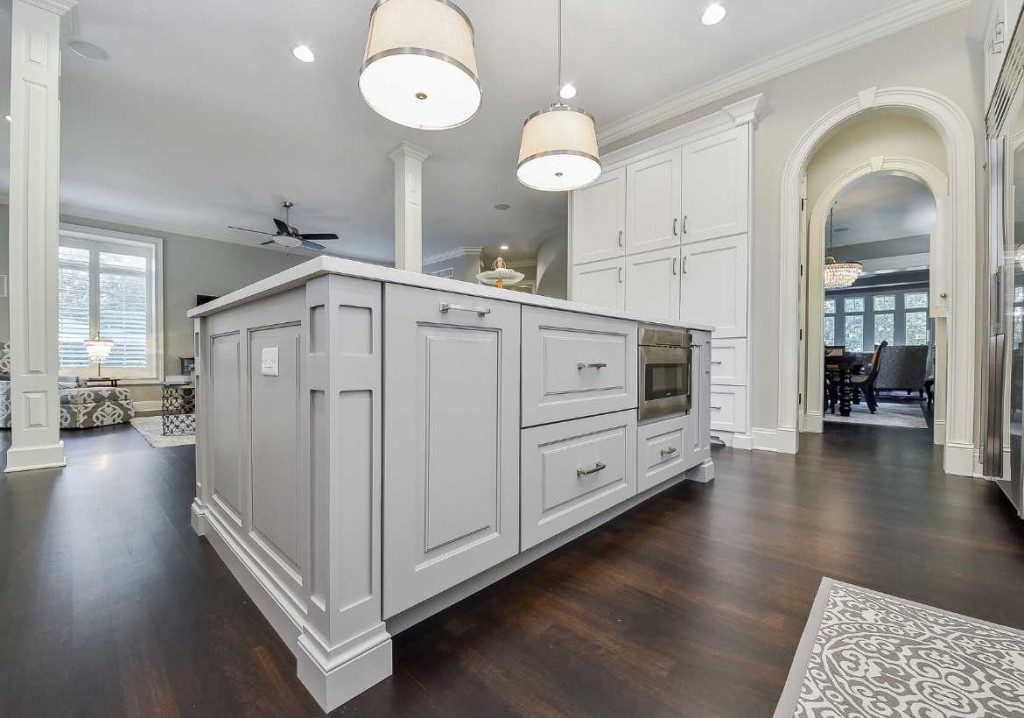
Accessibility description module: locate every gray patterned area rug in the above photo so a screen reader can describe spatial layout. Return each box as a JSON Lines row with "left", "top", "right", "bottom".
{"left": 129, "top": 416, "right": 195, "bottom": 448}
{"left": 823, "top": 402, "right": 929, "bottom": 429}
{"left": 775, "top": 578, "right": 1024, "bottom": 717}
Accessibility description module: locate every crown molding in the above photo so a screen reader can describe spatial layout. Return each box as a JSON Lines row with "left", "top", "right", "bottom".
{"left": 388, "top": 141, "right": 431, "bottom": 163}
{"left": 19, "top": 0, "right": 78, "bottom": 15}
{"left": 597, "top": 0, "right": 971, "bottom": 147}
{"left": 422, "top": 246, "right": 483, "bottom": 265}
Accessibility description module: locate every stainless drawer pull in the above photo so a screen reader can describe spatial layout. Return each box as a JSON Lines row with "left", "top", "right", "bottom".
{"left": 439, "top": 302, "right": 490, "bottom": 317}
{"left": 618, "top": 230, "right": 624, "bottom": 247}
{"left": 673, "top": 217, "right": 679, "bottom": 236}
{"left": 711, "top": 360, "right": 722, "bottom": 365}
{"left": 660, "top": 446, "right": 678, "bottom": 456}
{"left": 577, "top": 361, "right": 607, "bottom": 370}
{"left": 711, "top": 405, "right": 722, "bottom": 410}
{"left": 577, "top": 461, "right": 606, "bottom": 477}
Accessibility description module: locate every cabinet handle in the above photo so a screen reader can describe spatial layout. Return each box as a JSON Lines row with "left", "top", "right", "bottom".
{"left": 672, "top": 257, "right": 678, "bottom": 275}
{"left": 577, "top": 461, "right": 606, "bottom": 477}
{"left": 711, "top": 405, "right": 722, "bottom": 410}
{"left": 682, "top": 256, "right": 688, "bottom": 274}
{"left": 673, "top": 218, "right": 679, "bottom": 236}
{"left": 439, "top": 302, "right": 490, "bottom": 317}
{"left": 618, "top": 230, "right": 623, "bottom": 247}
{"left": 711, "top": 360, "right": 722, "bottom": 365}
{"left": 618, "top": 267, "right": 623, "bottom": 283}
{"left": 577, "top": 361, "right": 607, "bottom": 370}
{"left": 660, "top": 446, "right": 678, "bottom": 456}
{"left": 682, "top": 215, "right": 688, "bottom": 234}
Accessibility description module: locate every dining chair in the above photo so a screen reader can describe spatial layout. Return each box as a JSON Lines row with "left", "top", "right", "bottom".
{"left": 849, "top": 341, "right": 888, "bottom": 413}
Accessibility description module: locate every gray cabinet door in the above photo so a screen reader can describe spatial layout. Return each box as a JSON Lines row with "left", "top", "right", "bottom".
{"left": 383, "top": 285, "right": 521, "bottom": 618}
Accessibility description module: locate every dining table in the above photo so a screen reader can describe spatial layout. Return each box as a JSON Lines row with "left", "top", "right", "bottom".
{"left": 825, "top": 354, "right": 864, "bottom": 417}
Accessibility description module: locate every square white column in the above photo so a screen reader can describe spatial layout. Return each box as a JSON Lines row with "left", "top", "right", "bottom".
{"left": 388, "top": 142, "right": 430, "bottom": 272}
{"left": 6, "top": 0, "right": 78, "bottom": 473}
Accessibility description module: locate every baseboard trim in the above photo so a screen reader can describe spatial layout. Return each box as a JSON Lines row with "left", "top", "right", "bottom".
{"left": 732, "top": 432, "right": 753, "bottom": 450}
{"left": 943, "top": 441, "right": 975, "bottom": 477}
{"left": 748, "top": 426, "right": 798, "bottom": 454}
{"left": 801, "top": 412, "right": 824, "bottom": 433}
{"left": 5, "top": 441, "right": 66, "bottom": 472}
{"left": 932, "top": 419, "right": 946, "bottom": 446}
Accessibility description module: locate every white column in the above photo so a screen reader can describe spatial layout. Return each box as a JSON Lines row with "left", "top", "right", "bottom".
{"left": 6, "top": 0, "right": 77, "bottom": 473}
{"left": 388, "top": 141, "right": 430, "bottom": 272}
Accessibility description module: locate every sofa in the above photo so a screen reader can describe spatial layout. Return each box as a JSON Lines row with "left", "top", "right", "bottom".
{"left": 0, "top": 342, "right": 136, "bottom": 429}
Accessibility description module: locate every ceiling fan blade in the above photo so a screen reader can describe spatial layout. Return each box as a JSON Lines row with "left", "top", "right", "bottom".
{"left": 301, "top": 240, "right": 326, "bottom": 251}
{"left": 298, "top": 233, "right": 339, "bottom": 240}
{"left": 260, "top": 239, "right": 277, "bottom": 245}
{"left": 228, "top": 225, "right": 276, "bottom": 236}
{"left": 273, "top": 218, "right": 291, "bottom": 235}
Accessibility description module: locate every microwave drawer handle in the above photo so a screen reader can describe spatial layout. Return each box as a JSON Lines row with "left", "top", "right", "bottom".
{"left": 577, "top": 361, "right": 607, "bottom": 370}
{"left": 440, "top": 302, "right": 490, "bottom": 317}
{"left": 577, "top": 461, "right": 606, "bottom": 477}
{"left": 660, "top": 447, "right": 678, "bottom": 456}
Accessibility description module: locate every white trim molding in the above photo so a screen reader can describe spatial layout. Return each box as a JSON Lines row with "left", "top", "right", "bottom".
{"left": 777, "top": 86, "right": 976, "bottom": 475}
{"left": 597, "top": 0, "right": 971, "bottom": 146}
{"left": 422, "top": 246, "right": 483, "bottom": 266}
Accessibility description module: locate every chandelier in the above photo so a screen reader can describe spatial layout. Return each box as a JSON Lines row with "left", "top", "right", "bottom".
{"left": 823, "top": 256, "right": 863, "bottom": 289}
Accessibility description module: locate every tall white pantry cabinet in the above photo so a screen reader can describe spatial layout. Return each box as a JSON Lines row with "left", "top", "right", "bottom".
{"left": 568, "top": 94, "right": 763, "bottom": 448}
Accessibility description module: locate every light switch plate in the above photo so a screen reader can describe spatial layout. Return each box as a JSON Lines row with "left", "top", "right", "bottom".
{"left": 261, "top": 347, "right": 279, "bottom": 377}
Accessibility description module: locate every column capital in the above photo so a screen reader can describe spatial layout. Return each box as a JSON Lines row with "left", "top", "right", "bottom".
{"left": 388, "top": 141, "right": 431, "bottom": 163}
{"left": 19, "top": 0, "right": 79, "bottom": 16}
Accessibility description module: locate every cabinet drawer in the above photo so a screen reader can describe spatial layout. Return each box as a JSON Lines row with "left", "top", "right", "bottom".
{"left": 521, "top": 410, "right": 637, "bottom": 550}
{"left": 709, "top": 384, "right": 747, "bottom": 433}
{"left": 521, "top": 306, "right": 637, "bottom": 427}
{"left": 710, "top": 339, "right": 746, "bottom": 385}
{"left": 637, "top": 413, "right": 691, "bottom": 493}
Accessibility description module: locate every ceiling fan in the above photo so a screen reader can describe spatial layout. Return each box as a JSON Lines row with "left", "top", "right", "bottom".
{"left": 229, "top": 201, "right": 339, "bottom": 250}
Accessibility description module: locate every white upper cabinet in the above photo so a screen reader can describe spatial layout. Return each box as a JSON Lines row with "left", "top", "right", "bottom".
{"left": 572, "top": 256, "right": 625, "bottom": 311}
{"left": 679, "top": 234, "right": 748, "bottom": 338}
{"left": 571, "top": 167, "right": 626, "bottom": 264}
{"left": 680, "top": 126, "right": 749, "bottom": 244}
{"left": 626, "top": 148, "right": 682, "bottom": 254}
{"left": 383, "top": 285, "right": 520, "bottom": 618}
{"left": 625, "top": 246, "right": 681, "bottom": 322}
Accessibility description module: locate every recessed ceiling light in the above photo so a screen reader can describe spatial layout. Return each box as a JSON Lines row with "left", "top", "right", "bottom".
{"left": 69, "top": 39, "right": 109, "bottom": 61}
{"left": 559, "top": 83, "right": 577, "bottom": 100}
{"left": 701, "top": 2, "right": 727, "bottom": 25}
{"left": 494, "top": 203, "right": 511, "bottom": 210}
{"left": 292, "top": 44, "right": 315, "bottom": 63}
{"left": 499, "top": 244, "right": 510, "bottom": 251}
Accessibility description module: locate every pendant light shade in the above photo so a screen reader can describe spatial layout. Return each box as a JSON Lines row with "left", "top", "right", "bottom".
{"left": 359, "top": 0, "right": 481, "bottom": 130}
{"left": 517, "top": 104, "right": 601, "bottom": 191}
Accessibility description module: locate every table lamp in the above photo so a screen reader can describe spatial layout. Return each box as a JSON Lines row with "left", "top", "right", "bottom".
{"left": 84, "top": 334, "right": 114, "bottom": 377}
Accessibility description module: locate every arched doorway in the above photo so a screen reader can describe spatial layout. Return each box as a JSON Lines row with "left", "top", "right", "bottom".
{"left": 777, "top": 87, "right": 976, "bottom": 476}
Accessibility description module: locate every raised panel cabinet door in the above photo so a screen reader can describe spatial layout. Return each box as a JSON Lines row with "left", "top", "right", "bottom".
{"left": 625, "top": 246, "right": 681, "bottom": 322}
{"left": 626, "top": 148, "right": 682, "bottom": 255}
{"left": 571, "top": 256, "right": 625, "bottom": 310}
{"left": 680, "top": 126, "right": 749, "bottom": 244}
{"left": 571, "top": 166, "right": 626, "bottom": 264}
{"left": 383, "top": 285, "right": 521, "bottom": 618}
{"left": 679, "top": 234, "right": 748, "bottom": 338}
{"left": 690, "top": 331, "right": 712, "bottom": 462}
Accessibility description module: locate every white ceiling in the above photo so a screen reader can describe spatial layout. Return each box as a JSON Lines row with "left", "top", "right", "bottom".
{"left": 829, "top": 174, "right": 936, "bottom": 246}
{"left": 0, "top": 0, "right": 921, "bottom": 263}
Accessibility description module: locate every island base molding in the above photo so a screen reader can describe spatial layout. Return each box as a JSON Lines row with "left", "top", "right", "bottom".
{"left": 191, "top": 459, "right": 711, "bottom": 712}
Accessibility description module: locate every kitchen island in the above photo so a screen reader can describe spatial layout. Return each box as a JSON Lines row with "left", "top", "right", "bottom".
{"left": 187, "top": 256, "right": 713, "bottom": 712}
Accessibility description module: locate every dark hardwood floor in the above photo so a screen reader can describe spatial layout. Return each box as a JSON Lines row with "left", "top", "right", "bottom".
{"left": 2, "top": 423, "right": 1023, "bottom": 717}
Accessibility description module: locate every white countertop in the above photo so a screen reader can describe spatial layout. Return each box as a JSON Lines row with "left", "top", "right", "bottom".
{"left": 187, "top": 256, "right": 713, "bottom": 331}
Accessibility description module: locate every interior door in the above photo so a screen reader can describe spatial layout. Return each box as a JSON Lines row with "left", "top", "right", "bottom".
{"left": 383, "top": 285, "right": 520, "bottom": 617}
{"left": 625, "top": 246, "right": 681, "bottom": 321}
{"left": 571, "top": 167, "right": 626, "bottom": 264}
{"left": 572, "top": 256, "right": 625, "bottom": 310}
{"left": 680, "top": 126, "right": 749, "bottom": 244}
{"left": 679, "top": 235, "right": 748, "bottom": 338}
{"left": 626, "top": 148, "right": 682, "bottom": 255}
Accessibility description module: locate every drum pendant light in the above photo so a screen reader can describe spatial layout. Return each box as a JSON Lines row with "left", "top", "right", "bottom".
{"left": 360, "top": 0, "right": 481, "bottom": 130}
{"left": 517, "top": 0, "right": 601, "bottom": 192}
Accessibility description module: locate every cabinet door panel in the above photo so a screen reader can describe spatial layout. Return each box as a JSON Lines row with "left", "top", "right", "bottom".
{"left": 680, "top": 127, "right": 748, "bottom": 244}
{"left": 571, "top": 257, "right": 625, "bottom": 310}
{"left": 625, "top": 247, "right": 681, "bottom": 322}
{"left": 383, "top": 285, "right": 520, "bottom": 618}
{"left": 571, "top": 167, "right": 626, "bottom": 264}
{"left": 680, "top": 235, "right": 748, "bottom": 338}
{"left": 637, "top": 413, "right": 691, "bottom": 493}
{"left": 690, "top": 331, "right": 712, "bottom": 464}
{"left": 627, "top": 149, "right": 682, "bottom": 255}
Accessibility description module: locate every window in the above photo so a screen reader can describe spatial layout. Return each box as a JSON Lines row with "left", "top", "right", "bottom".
{"left": 823, "top": 287, "right": 931, "bottom": 350}
{"left": 58, "top": 227, "right": 163, "bottom": 379}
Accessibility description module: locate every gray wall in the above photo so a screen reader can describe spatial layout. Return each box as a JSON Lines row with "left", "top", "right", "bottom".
{"left": 423, "top": 252, "right": 482, "bottom": 284}
{"left": 535, "top": 233, "right": 568, "bottom": 299}
{"left": 604, "top": 8, "right": 983, "bottom": 433}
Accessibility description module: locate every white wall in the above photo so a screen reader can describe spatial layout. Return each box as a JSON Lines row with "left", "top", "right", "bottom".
{"left": 535, "top": 233, "right": 568, "bottom": 299}
{"left": 604, "top": 8, "right": 983, "bottom": 432}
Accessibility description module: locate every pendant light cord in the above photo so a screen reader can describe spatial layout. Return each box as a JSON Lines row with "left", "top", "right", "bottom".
{"left": 556, "top": 0, "right": 562, "bottom": 94}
